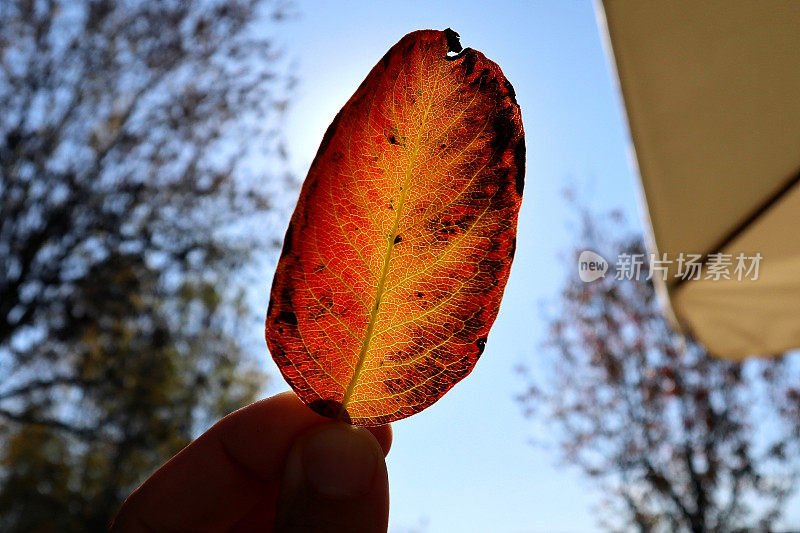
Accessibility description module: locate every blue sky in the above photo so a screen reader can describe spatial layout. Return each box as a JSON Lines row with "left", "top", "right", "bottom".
{"left": 266, "top": 2, "right": 641, "bottom": 531}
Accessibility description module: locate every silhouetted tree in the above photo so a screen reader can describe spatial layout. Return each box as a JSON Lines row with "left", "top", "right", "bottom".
{"left": 0, "top": 0, "right": 293, "bottom": 529}
{"left": 518, "top": 208, "right": 800, "bottom": 533}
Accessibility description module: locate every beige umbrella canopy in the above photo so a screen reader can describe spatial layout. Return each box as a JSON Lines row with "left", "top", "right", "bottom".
{"left": 598, "top": 0, "right": 800, "bottom": 359}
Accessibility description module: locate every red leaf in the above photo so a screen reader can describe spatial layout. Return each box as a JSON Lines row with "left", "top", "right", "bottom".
{"left": 266, "top": 29, "right": 524, "bottom": 425}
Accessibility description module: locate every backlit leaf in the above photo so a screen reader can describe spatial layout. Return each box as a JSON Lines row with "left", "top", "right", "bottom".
{"left": 266, "top": 29, "right": 524, "bottom": 425}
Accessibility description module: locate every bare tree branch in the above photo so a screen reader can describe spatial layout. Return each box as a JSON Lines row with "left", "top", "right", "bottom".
{"left": 519, "top": 204, "right": 800, "bottom": 532}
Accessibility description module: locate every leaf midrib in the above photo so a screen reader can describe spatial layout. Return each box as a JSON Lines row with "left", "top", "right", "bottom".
{"left": 338, "top": 64, "right": 439, "bottom": 416}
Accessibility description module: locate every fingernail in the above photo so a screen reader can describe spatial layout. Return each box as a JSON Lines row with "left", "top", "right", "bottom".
{"left": 301, "top": 423, "right": 379, "bottom": 499}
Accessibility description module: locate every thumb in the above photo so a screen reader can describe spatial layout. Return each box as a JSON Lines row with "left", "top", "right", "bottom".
{"left": 275, "top": 422, "right": 389, "bottom": 533}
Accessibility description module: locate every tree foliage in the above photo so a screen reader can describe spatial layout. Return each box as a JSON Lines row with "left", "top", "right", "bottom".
{"left": 518, "top": 208, "right": 800, "bottom": 533}
{"left": 0, "top": 0, "right": 292, "bottom": 529}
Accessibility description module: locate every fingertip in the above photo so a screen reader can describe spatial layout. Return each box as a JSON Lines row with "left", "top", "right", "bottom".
{"left": 367, "top": 423, "right": 393, "bottom": 456}
{"left": 275, "top": 422, "right": 389, "bottom": 533}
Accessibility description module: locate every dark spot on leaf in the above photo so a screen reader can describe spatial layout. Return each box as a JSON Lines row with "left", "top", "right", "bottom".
{"left": 489, "top": 107, "right": 515, "bottom": 158}
{"left": 380, "top": 48, "right": 392, "bottom": 69}
{"left": 385, "top": 126, "right": 405, "bottom": 147}
{"left": 331, "top": 151, "right": 343, "bottom": 162}
{"left": 509, "top": 237, "right": 517, "bottom": 260}
{"left": 476, "top": 337, "right": 487, "bottom": 356}
{"left": 438, "top": 225, "right": 457, "bottom": 237}
{"left": 472, "top": 67, "right": 491, "bottom": 89}
{"left": 316, "top": 111, "right": 342, "bottom": 160}
{"left": 280, "top": 223, "right": 293, "bottom": 258}
{"left": 308, "top": 399, "right": 351, "bottom": 423}
{"left": 503, "top": 79, "right": 518, "bottom": 106}
{"left": 393, "top": 234, "right": 402, "bottom": 244}
{"left": 416, "top": 291, "right": 424, "bottom": 298}
{"left": 514, "top": 138, "right": 526, "bottom": 196}
{"left": 277, "top": 310, "right": 298, "bottom": 325}
{"left": 385, "top": 376, "right": 413, "bottom": 394}
{"left": 460, "top": 50, "right": 478, "bottom": 75}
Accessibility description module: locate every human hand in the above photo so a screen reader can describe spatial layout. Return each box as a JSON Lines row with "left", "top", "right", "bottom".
{"left": 112, "top": 391, "right": 391, "bottom": 532}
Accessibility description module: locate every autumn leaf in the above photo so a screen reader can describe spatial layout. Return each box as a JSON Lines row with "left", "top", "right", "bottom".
{"left": 266, "top": 28, "right": 524, "bottom": 426}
